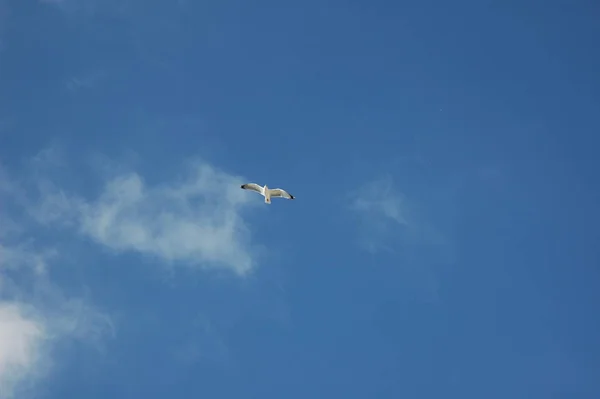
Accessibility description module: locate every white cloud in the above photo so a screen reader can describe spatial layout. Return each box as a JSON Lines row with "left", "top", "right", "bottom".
{"left": 0, "top": 293, "right": 112, "bottom": 399}
{"left": 0, "top": 163, "right": 113, "bottom": 399}
{"left": 0, "top": 303, "right": 45, "bottom": 399}
{"left": 36, "top": 159, "right": 260, "bottom": 275}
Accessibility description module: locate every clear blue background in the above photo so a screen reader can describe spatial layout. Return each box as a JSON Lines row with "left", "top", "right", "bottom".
{"left": 1, "top": 0, "right": 599, "bottom": 397}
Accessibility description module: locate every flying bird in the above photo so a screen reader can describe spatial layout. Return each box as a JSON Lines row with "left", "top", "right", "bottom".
{"left": 241, "top": 183, "right": 295, "bottom": 204}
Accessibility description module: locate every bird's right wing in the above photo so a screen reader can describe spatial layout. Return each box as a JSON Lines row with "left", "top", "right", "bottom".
{"left": 269, "top": 188, "right": 295, "bottom": 200}
{"left": 241, "top": 183, "right": 264, "bottom": 194}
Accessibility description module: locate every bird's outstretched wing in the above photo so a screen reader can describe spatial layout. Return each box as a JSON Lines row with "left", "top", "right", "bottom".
{"left": 241, "top": 183, "right": 264, "bottom": 194}
{"left": 268, "top": 188, "right": 295, "bottom": 200}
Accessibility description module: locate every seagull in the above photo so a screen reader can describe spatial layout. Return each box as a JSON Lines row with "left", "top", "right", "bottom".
{"left": 240, "top": 183, "right": 295, "bottom": 204}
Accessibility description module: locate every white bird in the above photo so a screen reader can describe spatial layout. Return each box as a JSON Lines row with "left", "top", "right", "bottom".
{"left": 240, "top": 183, "right": 295, "bottom": 204}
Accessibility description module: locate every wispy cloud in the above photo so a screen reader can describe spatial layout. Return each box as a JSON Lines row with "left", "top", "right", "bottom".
{"left": 65, "top": 69, "right": 107, "bottom": 92}
{"left": 348, "top": 175, "right": 409, "bottom": 254}
{"left": 38, "top": 0, "right": 98, "bottom": 16}
{"left": 348, "top": 175, "right": 455, "bottom": 301}
{"left": 348, "top": 174, "right": 452, "bottom": 257}
{"left": 350, "top": 175, "right": 408, "bottom": 225}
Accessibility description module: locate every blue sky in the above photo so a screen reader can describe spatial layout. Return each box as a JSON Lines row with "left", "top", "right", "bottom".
{"left": 0, "top": 0, "right": 599, "bottom": 398}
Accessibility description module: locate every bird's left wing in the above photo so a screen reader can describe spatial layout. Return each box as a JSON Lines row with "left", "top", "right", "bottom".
{"left": 241, "top": 183, "right": 264, "bottom": 194}
{"left": 268, "top": 188, "right": 295, "bottom": 200}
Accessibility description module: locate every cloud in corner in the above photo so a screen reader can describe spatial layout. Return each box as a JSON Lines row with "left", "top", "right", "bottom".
{"left": 0, "top": 303, "right": 45, "bottom": 399}
{"left": 0, "top": 159, "right": 114, "bottom": 399}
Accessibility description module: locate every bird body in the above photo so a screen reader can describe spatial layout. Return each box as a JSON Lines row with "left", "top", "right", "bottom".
{"left": 241, "top": 183, "right": 295, "bottom": 204}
